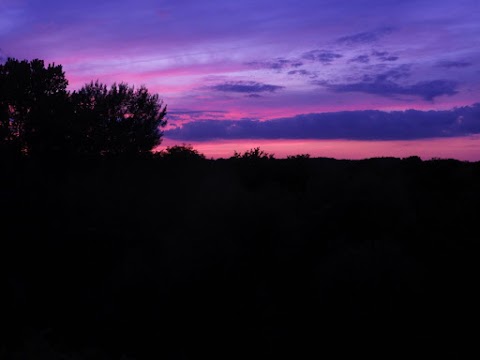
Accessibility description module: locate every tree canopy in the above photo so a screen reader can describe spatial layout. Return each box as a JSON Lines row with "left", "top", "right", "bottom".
{"left": 72, "top": 81, "right": 167, "bottom": 156}
{"left": 0, "top": 58, "right": 167, "bottom": 158}
{"left": 0, "top": 58, "right": 69, "bottom": 156}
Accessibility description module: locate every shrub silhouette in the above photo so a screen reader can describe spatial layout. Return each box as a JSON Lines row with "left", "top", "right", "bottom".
{"left": 230, "top": 147, "right": 275, "bottom": 190}
{"left": 287, "top": 154, "right": 310, "bottom": 160}
{"left": 158, "top": 144, "right": 206, "bottom": 161}
{"left": 231, "top": 147, "right": 274, "bottom": 160}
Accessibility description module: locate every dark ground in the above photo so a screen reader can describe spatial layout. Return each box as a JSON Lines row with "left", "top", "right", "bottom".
{"left": 1, "top": 155, "right": 478, "bottom": 359}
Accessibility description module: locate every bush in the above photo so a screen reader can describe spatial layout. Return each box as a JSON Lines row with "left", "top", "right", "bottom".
{"left": 158, "top": 144, "right": 206, "bottom": 160}
{"left": 231, "top": 147, "right": 274, "bottom": 160}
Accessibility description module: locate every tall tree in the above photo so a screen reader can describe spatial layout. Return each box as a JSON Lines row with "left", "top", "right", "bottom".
{"left": 1, "top": 58, "right": 167, "bottom": 158}
{"left": 71, "top": 81, "right": 167, "bottom": 156}
{"left": 0, "top": 58, "right": 69, "bottom": 156}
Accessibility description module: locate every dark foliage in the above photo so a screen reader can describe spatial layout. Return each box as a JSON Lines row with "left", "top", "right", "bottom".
{"left": 157, "top": 143, "right": 206, "bottom": 161}
{"left": 71, "top": 81, "right": 167, "bottom": 157}
{"left": 0, "top": 58, "right": 167, "bottom": 159}
{"left": 0, "top": 58, "right": 69, "bottom": 157}
{"left": 231, "top": 146, "right": 275, "bottom": 160}
{"left": 1, "top": 154, "right": 478, "bottom": 359}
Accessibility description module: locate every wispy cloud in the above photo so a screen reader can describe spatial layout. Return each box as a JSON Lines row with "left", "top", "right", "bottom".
{"left": 167, "top": 110, "right": 228, "bottom": 121}
{"left": 210, "top": 81, "right": 285, "bottom": 93}
{"left": 2, "top": 0, "right": 478, "bottom": 135}
{"left": 246, "top": 58, "right": 303, "bottom": 70}
{"left": 302, "top": 50, "right": 343, "bottom": 64}
{"left": 287, "top": 69, "right": 316, "bottom": 77}
{"left": 337, "top": 27, "right": 394, "bottom": 46}
{"left": 320, "top": 64, "right": 458, "bottom": 101}
{"left": 372, "top": 51, "right": 399, "bottom": 62}
{"left": 349, "top": 55, "right": 370, "bottom": 63}
{"left": 326, "top": 79, "right": 458, "bottom": 101}
{"left": 437, "top": 60, "right": 472, "bottom": 69}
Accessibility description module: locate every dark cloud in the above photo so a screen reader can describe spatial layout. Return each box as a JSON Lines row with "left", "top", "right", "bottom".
{"left": 246, "top": 58, "right": 304, "bottom": 70}
{"left": 349, "top": 55, "right": 370, "bottom": 63}
{"left": 302, "top": 50, "right": 343, "bottom": 64}
{"left": 165, "top": 103, "right": 480, "bottom": 141}
{"left": 211, "top": 81, "right": 285, "bottom": 93}
{"left": 287, "top": 69, "right": 316, "bottom": 78}
{"left": 406, "top": 80, "right": 459, "bottom": 100}
{"left": 372, "top": 51, "right": 399, "bottom": 62}
{"left": 246, "top": 94, "right": 262, "bottom": 98}
{"left": 322, "top": 64, "right": 458, "bottom": 101}
{"left": 337, "top": 27, "right": 393, "bottom": 46}
{"left": 326, "top": 79, "right": 458, "bottom": 101}
{"left": 372, "top": 51, "right": 388, "bottom": 57}
{"left": 342, "top": 64, "right": 411, "bottom": 84}
{"left": 372, "top": 64, "right": 411, "bottom": 81}
{"left": 437, "top": 60, "right": 472, "bottom": 69}
{"left": 382, "top": 56, "right": 399, "bottom": 62}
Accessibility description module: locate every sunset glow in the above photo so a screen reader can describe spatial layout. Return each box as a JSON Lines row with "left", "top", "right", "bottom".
{"left": 1, "top": 0, "right": 479, "bottom": 159}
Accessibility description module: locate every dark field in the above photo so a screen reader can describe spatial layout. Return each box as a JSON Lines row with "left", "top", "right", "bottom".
{"left": 1, "top": 156, "right": 478, "bottom": 359}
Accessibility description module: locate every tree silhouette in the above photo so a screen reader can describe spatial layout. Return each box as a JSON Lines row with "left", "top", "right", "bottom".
{"left": 158, "top": 144, "right": 206, "bottom": 160}
{"left": 71, "top": 81, "right": 167, "bottom": 157}
{"left": 1, "top": 58, "right": 167, "bottom": 158}
{"left": 287, "top": 154, "right": 310, "bottom": 160}
{"left": 0, "top": 58, "right": 69, "bottom": 156}
{"left": 231, "top": 147, "right": 274, "bottom": 160}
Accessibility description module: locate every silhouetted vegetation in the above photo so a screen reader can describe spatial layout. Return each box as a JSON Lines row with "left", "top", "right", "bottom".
{"left": 0, "top": 57, "right": 477, "bottom": 359}
{"left": 0, "top": 58, "right": 166, "bottom": 159}
{"left": 0, "top": 58, "right": 69, "bottom": 157}
{"left": 71, "top": 81, "right": 166, "bottom": 157}
{"left": 158, "top": 143, "right": 206, "bottom": 161}
{"left": 2, "top": 152, "right": 478, "bottom": 359}
{"left": 232, "top": 146, "right": 275, "bottom": 160}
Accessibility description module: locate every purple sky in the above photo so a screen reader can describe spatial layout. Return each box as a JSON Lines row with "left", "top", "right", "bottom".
{"left": 1, "top": 0, "right": 480, "bottom": 159}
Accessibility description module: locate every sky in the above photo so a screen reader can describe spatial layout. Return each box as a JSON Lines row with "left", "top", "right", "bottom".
{"left": 1, "top": 0, "right": 480, "bottom": 159}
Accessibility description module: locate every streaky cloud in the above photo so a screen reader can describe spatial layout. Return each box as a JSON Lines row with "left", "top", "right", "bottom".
{"left": 168, "top": 110, "right": 228, "bottom": 121}
{"left": 349, "top": 55, "right": 370, "bottom": 63}
{"left": 287, "top": 69, "right": 316, "bottom": 77}
{"left": 437, "top": 60, "right": 473, "bottom": 69}
{"left": 302, "top": 50, "right": 343, "bottom": 64}
{"left": 246, "top": 58, "right": 303, "bottom": 70}
{"left": 322, "top": 65, "right": 458, "bottom": 101}
{"left": 372, "top": 50, "right": 399, "bottom": 62}
{"left": 373, "top": 64, "right": 411, "bottom": 81}
{"left": 210, "top": 81, "right": 284, "bottom": 93}
{"left": 326, "top": 79, "right": 458, "bottom": 101}
{"left": 337, "top": 27, "right": 393, "bottom": 46}
{"left": 382, "top": 56, "right": 399, "bottom": 62}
